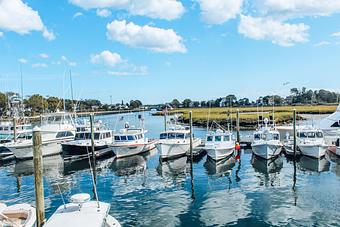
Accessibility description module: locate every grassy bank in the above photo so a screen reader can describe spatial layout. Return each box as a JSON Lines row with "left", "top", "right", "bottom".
{"left": 164, "top": 105, "right": 337, "bottom": 129}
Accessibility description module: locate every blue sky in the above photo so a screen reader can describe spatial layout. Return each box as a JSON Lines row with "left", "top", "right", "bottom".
{"left": 1, "top": 0, "right": 340, "bottom": 104}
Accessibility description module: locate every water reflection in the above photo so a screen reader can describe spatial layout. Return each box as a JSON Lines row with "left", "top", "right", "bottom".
{"left": 298, "top": 156, "right": 330, "bottom": 173}
{"left": 156, "top": 156, "right": 189, "bottom": 185}
{"left": 251, "top": 155, "right": 283, "bottom": 174}
{"left": 111, "top": 154, "right": 147, "bottom": 177}
{"left": 204, "top": 156, "right": 236, "bottom": 177}
{"left": 12, "top": 155, "right": 64, "bottom": 178}
{"left": 251, "top": 155, "right": 283, "bottom": 187}
{"left": 199, "top": 189, "right": 251, "bottom": 226}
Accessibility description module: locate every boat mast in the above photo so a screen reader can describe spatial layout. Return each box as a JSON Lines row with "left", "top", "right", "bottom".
{"left": 272, "top": 95, "right": 275, "bottom": 127}
{"left": 20, "top": 63, "right": 24, "bottom": 116}
{"left": 69, "top": 69, "right": 75, "bottom": 112}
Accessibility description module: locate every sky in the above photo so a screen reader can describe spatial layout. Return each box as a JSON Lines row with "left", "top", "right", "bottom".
{"left": 0, "top": 0, "right": 340, "bottom": 105}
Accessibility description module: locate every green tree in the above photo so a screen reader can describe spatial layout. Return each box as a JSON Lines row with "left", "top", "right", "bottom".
{"left": 25, "top": 94, "right": 48, "bottom": 114}
{"left": 47, "top": 96, "right": 60, "bottom": 112}
{"left": 182, "top": 99, "right": 192, "bottom": 108}
{"left": 0, "top": 92, "right": 7, "bottom": 112}
{"left": 171, "top": 99, "right": 180, "bottom": 108}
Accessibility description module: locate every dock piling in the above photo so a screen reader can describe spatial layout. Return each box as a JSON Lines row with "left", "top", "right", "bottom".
{"left": 293, "top": 109, "right": 297, "bottom": 158}
{"left": 189, "top": 111, "right": 193, "bottom": 161}
{"left": 236, "top": 109, "right": 240, "bottom": 143}
{"left": 33, "top": 127, "right": 45, "bottom": 227}
{"left": 13, "top": 117, "right": 17, "bottom": 142}
{"left": 90, "top": 113, "right": 98, "bottom": 200}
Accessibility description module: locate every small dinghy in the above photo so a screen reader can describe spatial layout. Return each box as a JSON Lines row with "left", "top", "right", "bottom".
{"left": 0, "top": 203, "right": 36, "bottom": 227}
{"left": 44, "top": 193, "right": 121, "bottom": 227}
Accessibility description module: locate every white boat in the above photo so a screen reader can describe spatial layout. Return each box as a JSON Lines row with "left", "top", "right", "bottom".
{"left": 296, "top": 127, "right": 328, "bottom": 158}
{"left": 62, "top": 129, "right": 114, "bottom": 159}
{"left": 156, "top": 125, "right": 202, "bottom": 159}
{"left": 251, "top": 119, "right": 283, "bottom": 160}
{"left": 0, "top": 121, "right": 32, "bottom": 142}
{"left": 44, "top": 193, "right": 120, "bottom": 227}
{"left": 0, "top": 202, "right": 36, "bottom": 227}
{"left": 111, "top": 127, "right": 156, "bottom": 158}
{"left": 277, "top": 104, "right": 340, "bottom": 143}
{"left": 5, "top": 112, "right": 76, "bottom": 160}
{"left": 204, "top": 129, "right": 235, "bottom": 161}
{"left": 283, "top": 140, "right": 301, "bottom": 156}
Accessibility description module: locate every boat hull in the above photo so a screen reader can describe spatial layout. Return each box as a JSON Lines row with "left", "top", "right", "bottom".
{"left": 298, "top": 144, "right": 327, "bottom": 158}
{"left": 62, "top": 144, "right": 112, "bottom": 159}
{"left": 252, "top": 143, "right": 282, "bottom": 160}
{"left": 206, "top": 146, "right": 234, "bottom": 161}
{"left": 156, "top": 138, "right": 201, "bottom": 159}
{"left": 10, "top": 142, "right": 62, "bottom": 160}
{"left": 112, "top": 141, "right": 156, "bottom": 158}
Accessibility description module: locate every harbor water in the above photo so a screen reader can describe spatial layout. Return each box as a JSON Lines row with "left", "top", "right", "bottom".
{"left": 1, "top": 113, "right": 340, "bottom": 226}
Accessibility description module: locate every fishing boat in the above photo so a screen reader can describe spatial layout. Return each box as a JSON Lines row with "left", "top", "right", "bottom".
{"left": 156, "top": 125, "right": 201, "bottom": 159}
{"left": 5, "top": 112, "right": 76, "bottom": 160}
{"left": 62, "top": 129, "right": 114, "bottom": 159}
{"left": 296, "top": 127, "right": 328, "bottom": 158}
{"left": 204, "top": 127, "right": 235, "bottom": 161}
{"left": 252, "top": 118, "right": 283, "bottom": 160}
{"left": 111, "top": 124, "right": 156, "bottom": 158}
{"left": 0, "top": 203, "right": 36, "bottom": 227}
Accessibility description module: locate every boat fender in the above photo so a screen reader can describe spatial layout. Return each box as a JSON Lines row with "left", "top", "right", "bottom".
{"left": 235, "top": 143, "right": 241, "bottom": 151}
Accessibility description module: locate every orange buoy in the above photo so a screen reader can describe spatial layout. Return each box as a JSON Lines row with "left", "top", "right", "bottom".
{"left": 235, "top": 143, "right": 241, "bottom": 151}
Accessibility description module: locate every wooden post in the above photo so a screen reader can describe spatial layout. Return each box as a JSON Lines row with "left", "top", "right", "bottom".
{"left": 293, "top": 109, "right": 297, "bottom": 158}
{"left": 236, "top": 109, "right": 240, "bottom": 143}
{"left": 90, "top": 114, "right": 98, "bottom": 200}
{"left": 33, "top": 127, "right": 45, "bottom": 227}
{"left": 164, "top": 110, "right": 167, "bottom": 131}
{"left": 189, "top": 111, "right": 193, "bottom": 161}
{"left": 13, "top": 117, "right": 17, "bottom": 142}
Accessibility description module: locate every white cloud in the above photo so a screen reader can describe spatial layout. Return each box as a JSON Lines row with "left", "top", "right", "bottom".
{"left": 106, "top": 20, "right": 186, "bottom": 53}
{"left": 18, "top": 58, "right": 28, "bottom": 64}
{"left": 108, "top": 66, "right": 148, "bottom": 76}
{"left": 96, "top": 9, "right": 111, "bottom": 17}
{"left": 198, "top": 0, "right": 243, "bottom": 24}
{"left": 331, "top": 31, "right": 340, "bottom": 37}
{"left": 0, "top": 0, "right": 55, "bottom": 40}
{"left": 39, "top": 53, "right": 49, "bottom": 59}
{"left": 314, "top": 41, "right": 331, "bottom": 47}
{"left": 70, "top": 0, "right": 184, "bottom": 20}
{"left": 61, "top": 56, "right": 77, "bottom": 67}
{"left": 73, "top": 12, "right": 83, "bottom": 19}
{"left": 254, "top": 0, "right": 340, "bottom": 19}
{"left": 90, "top": 50, "right": 122, "bottom": 67}
{"left": 32, "top": 63, "right": 48, "bottom": 68}
{"left": 238, "top": 15, "right": 309, "bottom": 46}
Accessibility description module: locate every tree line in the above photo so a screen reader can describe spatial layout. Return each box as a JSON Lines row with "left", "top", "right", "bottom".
{"left": 168, "top": 87, "right": 339, "bottom": 108}
{"left": 0, "top": 92, "right": 144, "bottom": 116}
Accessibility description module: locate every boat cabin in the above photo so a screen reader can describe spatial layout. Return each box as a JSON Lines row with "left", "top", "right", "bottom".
{"left": 113, "top": 128, "right": 146, "bottom": 143}
{"left": 297, "top": 130, "right": 324, "bottom": 139}
{"left": 206, "top": 133, "right": 232, "bottom": 143}
{"left": 254, "top": 131, "right": 280, "bottom": 141}
{"left": 159, "top": 132, "right": 190, "bottom": 140}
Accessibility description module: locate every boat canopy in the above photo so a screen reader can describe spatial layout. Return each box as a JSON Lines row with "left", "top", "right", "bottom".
{"left": 319, "top": 104, "right": 340, "bottom": 130}
{"left": 41, "top": 112, "right": 74, "bottom": 125}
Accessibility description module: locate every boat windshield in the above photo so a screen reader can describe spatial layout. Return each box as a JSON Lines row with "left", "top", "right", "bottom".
{"left": 160, "top": 132, "right": 187, "bottom": 139}
{"left": 215, "top": 136, "right": 222, "bottom": 142}
{"left": 254, "top": 133, "right": 261, "bottom": 140}
{"left": 206, "top": 136, "right": 213, "bottom": 142}
{"left": 223, "top": 135, "right": 230, "bottom": 141}
{"left": 42, "top": 114, "right": 74, "bottom": 125}
{"left": 75, "top": 132, "right": 100, "bottom": 140}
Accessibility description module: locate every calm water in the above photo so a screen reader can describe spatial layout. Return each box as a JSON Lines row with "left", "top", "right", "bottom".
{"left": 1, "top": 113, "right": 340, "bottom": 226}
